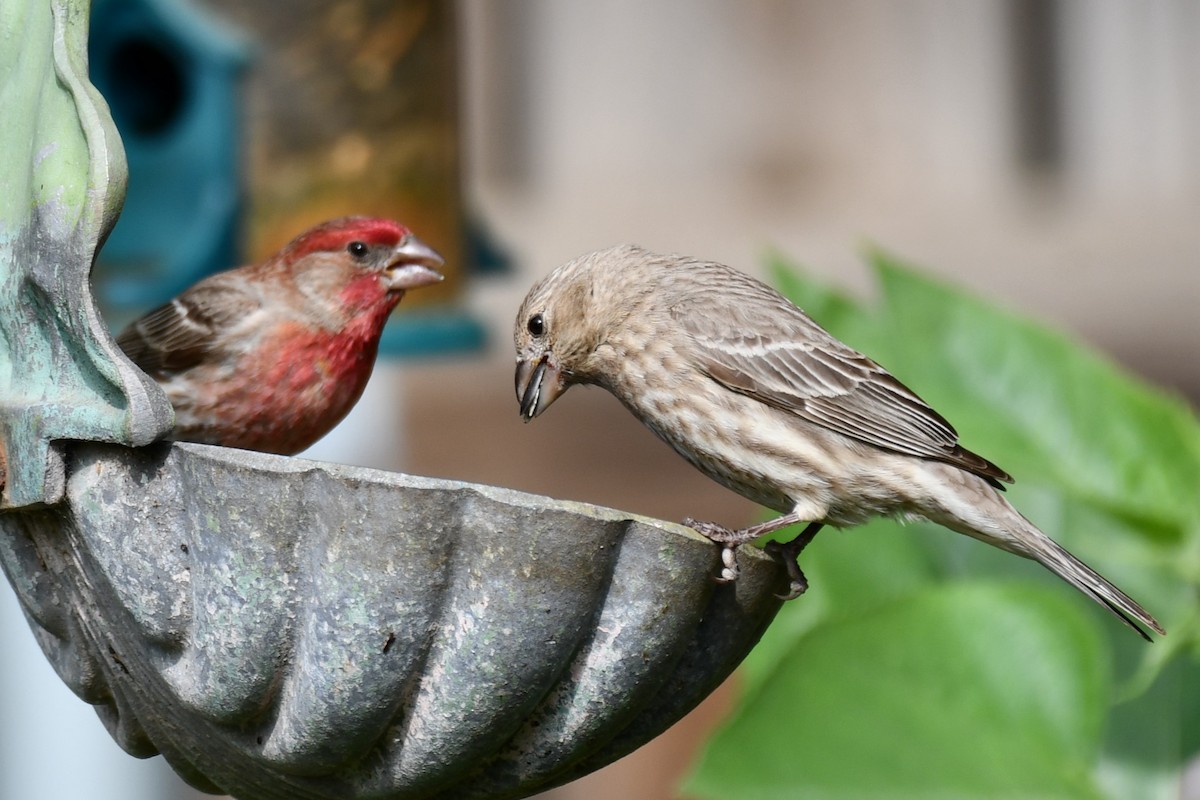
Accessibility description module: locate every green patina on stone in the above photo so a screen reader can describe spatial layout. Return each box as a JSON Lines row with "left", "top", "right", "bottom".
{"left": 0, "top": 0, "right": 173, "bottom": 509}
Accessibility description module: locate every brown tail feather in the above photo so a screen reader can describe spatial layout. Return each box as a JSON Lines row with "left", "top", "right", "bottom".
{"left": 1032, "top": 539, "right": 1164, "bottom": 641}
{"left": 933, "top": 479, "right": 1163, "bottom": 641}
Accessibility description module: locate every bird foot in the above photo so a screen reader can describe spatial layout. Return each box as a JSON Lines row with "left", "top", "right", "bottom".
{"left": 763, "top": 539, "right": 810, "bottom": 600}
{"left": 684, "top": 518, "right": 824, "bottom": 600}
{"left": 762, "top": 522, "right": 823, "bottom": 600}
{"left": 713, "top": 545, "right": 739, "bottom": 584}
{"left": 686, "top": 520, "right": 825, "bottom": 599}
{"left": 684, "top": 518, "right": 746, "bottom": 585}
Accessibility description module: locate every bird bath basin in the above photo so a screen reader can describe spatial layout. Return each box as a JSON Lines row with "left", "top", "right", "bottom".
{"left": 0, "top": 441, "right": 783, "bottom": 798}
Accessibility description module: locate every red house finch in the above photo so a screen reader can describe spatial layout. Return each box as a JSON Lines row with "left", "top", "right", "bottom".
{"left": 514, "top": 245, "right": 1163, "bottom": 640}
{"left": 117, "top": 216, "right": 443, "bottom": 455}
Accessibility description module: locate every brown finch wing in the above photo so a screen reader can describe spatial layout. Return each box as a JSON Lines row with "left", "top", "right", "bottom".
{"left": 670, "top": 279, "right": 1012, "bottom": 485}
{"left": 116, "top": 278, "right": 262, "bottom": 375}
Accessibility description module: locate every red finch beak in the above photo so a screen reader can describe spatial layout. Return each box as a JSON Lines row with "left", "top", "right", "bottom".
{"left": 516, "top": 354, "right": 566, "bottom": 421}
{"left": 384, "top": 237, "right": 445, "bottom": 291}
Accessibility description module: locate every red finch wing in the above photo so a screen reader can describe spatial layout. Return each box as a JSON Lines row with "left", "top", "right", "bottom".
{"left": 117, "top": 278, "right": 262, "bottom": 375}
{"left": 672, "top": 279, "right": 1011, "bottom": 484}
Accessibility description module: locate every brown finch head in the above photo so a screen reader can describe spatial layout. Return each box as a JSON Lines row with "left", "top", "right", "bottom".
{"left": 279, "top": 216, "right": 444, "bottom": 317}
{"left": 514, "top": 244, "right": 655, "bottom": 420}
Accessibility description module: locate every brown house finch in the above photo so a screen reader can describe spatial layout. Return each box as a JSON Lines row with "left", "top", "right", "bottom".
{"left": 117, "top": 216, "right": 443, "bottom": 455}
{"left": 514, "top": 245, "right": 1163, "bottom": 640}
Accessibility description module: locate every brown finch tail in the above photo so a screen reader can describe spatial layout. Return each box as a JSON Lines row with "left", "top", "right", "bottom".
{"left": 1023, "top": 530, "right": 1164, "bottom": 641}
{"left": 939, "top": 496, "right": 1164, "bottom": 640}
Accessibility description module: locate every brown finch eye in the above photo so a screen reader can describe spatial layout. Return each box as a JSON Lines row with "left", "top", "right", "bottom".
{"left": 348, "top": 241, "right": 369, "bottom": 258}
{"left": 527, "top": 314, "right": 545, "bottom": 337}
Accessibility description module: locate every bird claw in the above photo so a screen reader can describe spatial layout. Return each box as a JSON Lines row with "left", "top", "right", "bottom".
{"left": 775, "top": 583, "right": 807, "bottom": 601}
{"left": 683, "top": 518, "right": 745, "bottom": 585}
{"left": 764, "top": 539, "right": 810, "bottom": 601}
{"left": 713, "top": 545, "right": 740, "bottom": 584}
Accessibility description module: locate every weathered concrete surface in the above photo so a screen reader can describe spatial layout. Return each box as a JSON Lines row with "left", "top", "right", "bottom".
{"left": 0, "top": 442, "right": 784, "bottom": 799}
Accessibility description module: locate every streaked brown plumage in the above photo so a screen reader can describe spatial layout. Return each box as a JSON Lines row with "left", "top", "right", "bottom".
{"left": 513, "top": 244, "right": 1163, "bottom": 640}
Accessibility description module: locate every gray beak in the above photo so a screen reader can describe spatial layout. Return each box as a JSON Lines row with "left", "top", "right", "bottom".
{"left": 516, "top": 355, "right": 566, "bottom": 421}
{"left": 385, "top": 237, "right": 445, "bottom": 290}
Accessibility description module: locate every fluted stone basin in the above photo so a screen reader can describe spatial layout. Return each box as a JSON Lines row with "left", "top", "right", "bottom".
{"left": 0, "top": 441, "right": 784, "bottom": 799}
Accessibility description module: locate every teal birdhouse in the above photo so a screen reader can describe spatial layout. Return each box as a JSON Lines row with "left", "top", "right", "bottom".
{"left": 89, "top": 0, "right": 250, "bottom": 315}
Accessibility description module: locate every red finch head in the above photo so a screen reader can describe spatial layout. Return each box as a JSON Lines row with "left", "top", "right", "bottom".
{"left": 118, "top": 216, "right": 443, "bottom": 455}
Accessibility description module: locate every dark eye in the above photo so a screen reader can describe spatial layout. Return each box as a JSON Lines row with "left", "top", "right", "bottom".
{"left": 348, "top": 241, "right": 369, "bottom": 258}
{"left": 527, "top": 313, "right": 545, "bottom": 337}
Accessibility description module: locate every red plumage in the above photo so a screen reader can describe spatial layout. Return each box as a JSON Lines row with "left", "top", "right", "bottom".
{"left": 117, "top": 216, "right": 444, "bottom": 455}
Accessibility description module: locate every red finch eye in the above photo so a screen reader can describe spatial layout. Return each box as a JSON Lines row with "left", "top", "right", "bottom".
{"left": 527, "top": 314, "right": 545, "bottom": 336}
{"left": 348, "top": 241, "right": 369, "bottom": 258}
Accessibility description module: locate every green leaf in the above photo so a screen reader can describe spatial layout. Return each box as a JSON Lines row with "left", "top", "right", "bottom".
{"left": 1095, "top": 655, "right": 1200, "bottom": 800}
{"left": 739, "top": 518, "right": 941, "bottom": 690}
{"left": 686, "top": 583, "right": 1108, "bottom": 800}
{"left": 866, "top": 250, "right": 1200, "bottom": 540}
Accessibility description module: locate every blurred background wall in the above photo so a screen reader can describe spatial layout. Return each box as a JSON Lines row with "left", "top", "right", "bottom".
{"left": 2, "top": 1, "right": 1197, "bottom": 798}
{"left": 458, "top": 0, "right": 1199, "bottom": 398}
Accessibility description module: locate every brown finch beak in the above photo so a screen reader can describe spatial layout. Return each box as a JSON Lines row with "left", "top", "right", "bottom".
{"left": 516, "top": 354, "right": 566, "bottom": 421}
{"left": 384, "top": 237, "right": 445, "bottom": 290}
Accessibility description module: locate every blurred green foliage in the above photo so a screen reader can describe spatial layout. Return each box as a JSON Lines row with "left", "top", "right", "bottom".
{"left": 685, "top": 251, "right": 1200, "bottom": 800}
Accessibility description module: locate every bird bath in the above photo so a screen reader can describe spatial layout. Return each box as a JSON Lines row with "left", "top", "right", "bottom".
{"left": 0, "top": 2, "right": 784, "bottom": 797}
